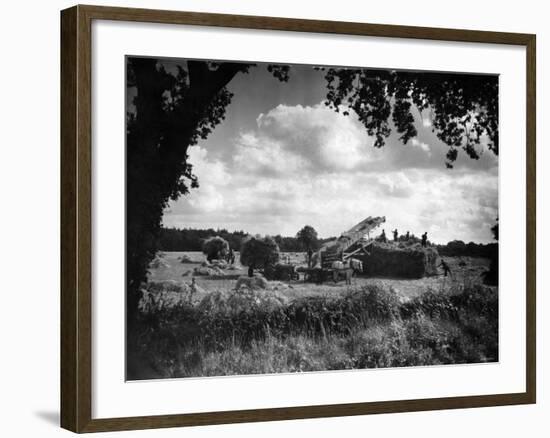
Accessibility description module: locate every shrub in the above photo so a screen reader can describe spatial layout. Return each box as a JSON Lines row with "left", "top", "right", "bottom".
{"left": 202, "top": 236, "right": 229, "bottom": 262}
{"left": 130, "top": 281, "right": 499, "bottom": 379}
{"left": 240, "top": 236, "right": 280, "bottom": 273}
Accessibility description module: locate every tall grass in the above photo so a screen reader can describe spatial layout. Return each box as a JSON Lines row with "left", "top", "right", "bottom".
{"left": 129, "top": 282, "right": 498, "bottom": 379}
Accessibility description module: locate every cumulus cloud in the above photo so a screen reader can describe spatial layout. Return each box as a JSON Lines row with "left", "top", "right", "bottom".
{"left": 163, "top": 103, "right": 498, "bottom": 244}
{"left": 166, "top": 146, "right": 228, "bottom": 215}
{"left": 234, "top": 104, "right": 379, "bottom": 175}
{"left": 411, "top": 138, "right": 431, "bottom": 154}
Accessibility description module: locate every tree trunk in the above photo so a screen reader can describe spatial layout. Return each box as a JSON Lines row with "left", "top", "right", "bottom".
{"left": 126, "top": 58, "right": 247, "bottom": 328}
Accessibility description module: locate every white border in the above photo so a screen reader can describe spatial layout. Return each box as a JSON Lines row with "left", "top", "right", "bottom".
{"left": 92, "top": 20, "right": 526, "bottom": 419}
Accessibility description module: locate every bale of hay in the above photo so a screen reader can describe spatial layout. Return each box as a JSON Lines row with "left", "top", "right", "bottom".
{"left": 149, "top": 256, "right": 169, "bottom": 269}
{"left": 360, "top": 242, "right": 439, "bottom": 278}
{"left": 179, "top": 254, "right": 193, "bottom": 263}
{"left": 210, "top": 259, "right": 228, "bottom": 269}
{"left": 193, "top": 266, "right": 223, "bottom": 276}
{"left": 235, "top": 275, "right": 269, "bottom": 290}
{"left": 211, "top": 266, "right": 225, "bottom": 275}
{"left": 269, "top": 281, "right": 292, "bottom": 291}
{"left": 145, "top": 280, "right": 185, "bottom": 293}
{"left": 139, "top": 281, "right": 195, "bottom": 313}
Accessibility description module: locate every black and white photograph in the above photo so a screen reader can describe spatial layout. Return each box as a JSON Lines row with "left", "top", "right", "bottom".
{"left": 126, "top": 56, "right": 499, "bottom": 380}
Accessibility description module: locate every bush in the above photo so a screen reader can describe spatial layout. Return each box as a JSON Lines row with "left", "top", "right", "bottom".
{"left": 202, "top": 236, "right": 229, "bottom": 262}
{"left": 240, "top": 236, "right": 280, "bottom": 273}
{"left": 129, "top": 281, "right": 499, "bottom": 379}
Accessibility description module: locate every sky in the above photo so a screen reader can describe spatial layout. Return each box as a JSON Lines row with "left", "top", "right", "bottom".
{"left": 154, "top": 59, "right": 499, "bottom": 244}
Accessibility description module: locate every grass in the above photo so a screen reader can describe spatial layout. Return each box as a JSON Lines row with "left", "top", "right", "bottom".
{"left": 149, "top": 251, "right": 493, "bottom": 305}
{"left": 128, "top": 280, "right": 498, "bottom": 380}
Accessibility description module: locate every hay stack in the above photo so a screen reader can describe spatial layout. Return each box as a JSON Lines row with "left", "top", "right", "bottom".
{"left": 193, "top": 266, "right": 224, "bottom": 276}
{"left": 235, "top": 274, "right": 269, "bottom": 290}
{"left": 360, "top": 242, "right": 439, "bottom": 278}
{"left": 150, "top": 256, "right": 169, "bottom": 269}
{"left": 179, "top": 254, "right": 193, "bottom": 263}
{"left": 210, "top": 259, "right": 228, "bottom": 269}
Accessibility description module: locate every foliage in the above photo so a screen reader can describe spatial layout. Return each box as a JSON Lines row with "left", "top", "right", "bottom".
{"left": 201, "top": 236, "right": 229, "bottom": 261}
{"left": 491, "top": 218, "right": 499, "bottom": 241}
{"left": 240, "top": 236, "right": 280, "bottom": 270}
{"left": 484, "top": 218, "right": 499, "bottom": 285}
{"left": 126, "top": 57, "right": 499, "bottom": 325}
{"left": 296, "top": 225, "right": 319, "bottom": 251}
{"left": 157, "top": 227, "right": 334, "bottom": 252}
{"left": 129, "top": 282, "right": 499, "bottom": 379}
{"left": 158, "top": 227, "right": 247, "bottom": 251}
{"left": 436, "top": 240, "right": 497, "bottom": 258}
{"left": 322, "top": 68, "right": 498, "bottom": 167}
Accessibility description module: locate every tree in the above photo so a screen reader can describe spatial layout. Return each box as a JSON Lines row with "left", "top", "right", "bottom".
{"left": 296, "top": 225, "right": 319, "bottom": 251}
{"left": 240, "top": 236, "right": 280, "bottom": 277}
{"left": 484, "top": 218, "right": 499, "bottom": 286}
{"left": 126, "top": 58, "right": 498, "bottom": 327}
{"left": 202, "top": 236, "right": 229, "bottom": 262}
{"left": 491, "top": 217, "right": 499, "bottom": 241}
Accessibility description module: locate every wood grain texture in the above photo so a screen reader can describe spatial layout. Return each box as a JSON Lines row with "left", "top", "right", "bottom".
{"left": 60, "top": 5, "right": 78, "bottom": 432}
{"left": 525, "top": 34, "right": 536, "bottom": 404}
{"left": 60, "top": 4, "right": 537, "bottom": 433}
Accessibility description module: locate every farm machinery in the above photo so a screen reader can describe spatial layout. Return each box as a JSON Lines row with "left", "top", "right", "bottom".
{"left": 264, "top": 263, "right": 300, "bottom": 281}
{"left": 260, "top": 216, "right": 385, "bottom": 284}
{"left": 302, "top": 216, "right": 386, "bottom": 283}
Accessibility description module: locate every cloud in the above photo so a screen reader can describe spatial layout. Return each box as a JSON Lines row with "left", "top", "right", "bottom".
{"left": 376, "top": 172, "right": 414, "bottom": 198}
{"left": 163, "top": 103, "right": 498, "bottom": 244}
{"left": 234, "top": 103, "right": 379, "bottom": 175}
{"left": 166, "top": 146, "right": 228, "bottom": 215}
{"left": 231, "top": 103, "right": 497, "bottom": 177}
{"left": 422, "top": 117, "right": 433, "bottom": 128}
{"left": 188, "top": 146, "right": 229, "bottom": 185}
{"left": 411, "top": 138, "right": 431, "bottom": 154}
{"left": 233, "top": 132, "right": 308, "bottom": 177}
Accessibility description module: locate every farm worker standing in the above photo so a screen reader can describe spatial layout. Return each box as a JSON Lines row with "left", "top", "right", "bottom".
{"left": 439, "top": 259, "right": 452, "bottom": 277}
{"left": 307, "top": 248, "right": 313, "bottom": 268}
{"left": 393, "top": 229, "right": 399, "bottom": 241}
{"left": 380, "top": 229, "right": 387, "bottom": 243}
{"left": 421, "top": 232, "right": 428, "bottom": 247}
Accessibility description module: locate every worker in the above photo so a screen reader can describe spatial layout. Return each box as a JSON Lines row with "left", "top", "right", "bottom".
{"left": 307, "top": 248, "right": 313, "bottom": 268}
{"left": 439, "top": 259, "right": 452, "bottom": 277}
{"left": 380, "top": 229, "right": 387, "bottom": 243}
{"left": 421, "top": 232, "right": 428, "bottom": 247}
{"left": 405, "top": 231, "right": 410, "bottom": 240}
{"left": 393, "top": 229, "right": 398, "bottom": 241}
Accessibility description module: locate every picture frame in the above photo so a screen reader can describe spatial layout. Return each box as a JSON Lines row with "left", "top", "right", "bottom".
{"left": 60, "top": 4, "right": 536, "bottom": 433}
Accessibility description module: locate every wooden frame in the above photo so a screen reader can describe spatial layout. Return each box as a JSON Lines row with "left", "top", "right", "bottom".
{"left": 61, "top": 4, "right": 536, "bottom": 433}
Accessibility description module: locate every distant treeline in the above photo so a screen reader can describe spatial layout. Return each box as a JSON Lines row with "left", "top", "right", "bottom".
{"left": 157, "top": 227, "right": 334, "bottom": 252}
{"left": 436, "top": 240, "right": 497, "bottom": 259}
{"left": 158, "top": 227, "right": 497, "bottom": 258}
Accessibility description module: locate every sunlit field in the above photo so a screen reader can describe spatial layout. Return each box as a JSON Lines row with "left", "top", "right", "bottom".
{"left": 127, "top": 251, "right": 498, "bottom": 380}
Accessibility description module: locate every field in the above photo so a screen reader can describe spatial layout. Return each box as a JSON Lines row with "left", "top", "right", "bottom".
{"left": 148, "top": 251, "right": 492, "bottom": 301}
{"left": 127, "top": 250, "right": 498, "bottom": 380}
